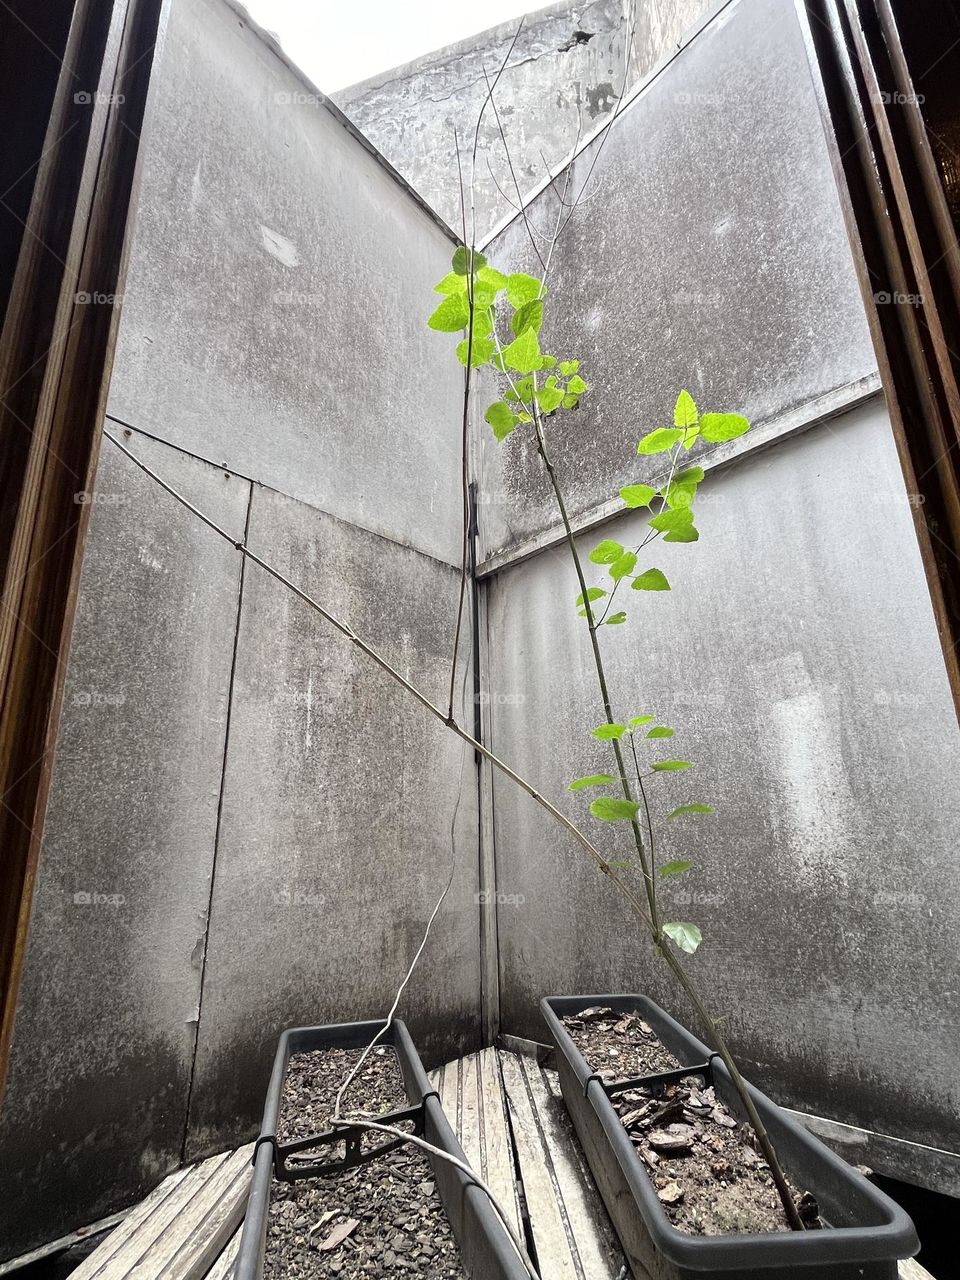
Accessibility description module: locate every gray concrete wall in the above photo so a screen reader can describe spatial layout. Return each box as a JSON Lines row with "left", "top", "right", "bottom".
{"left": 475, "top": 0, "right": 878, "bottom": 565}
{"left": 334, "top": 0, "right": 709, "bottom": 242}
{"left": 185, "top": 488, "right": 479, "bottom": 1157}
{"left": 107, "top": 0, "right": 463, "bottom": 566}
{"left": 0, "top": 0, "right": 479, "bottom": 1258}
{"left": 0, "top": 437, "right": 248, "bottom": 1254}
{"left": 477, "top": 0, "right": 960, "bottom": 1187}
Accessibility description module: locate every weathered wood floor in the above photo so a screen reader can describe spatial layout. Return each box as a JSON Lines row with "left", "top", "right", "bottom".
{"left": 65, "top": 1048, "right": 933, "bottom": 1280}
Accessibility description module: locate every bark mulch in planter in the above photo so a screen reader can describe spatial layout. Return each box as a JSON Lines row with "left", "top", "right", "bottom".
{"left": 264, "top": 1046, "right": 466, "bottom": 1279}
{"left": 562, "top": 1006, "right": 820, "bottom": 1237}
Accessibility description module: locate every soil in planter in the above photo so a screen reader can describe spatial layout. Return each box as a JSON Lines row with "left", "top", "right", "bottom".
{"left": 562, "top": 1007, "right": 820, "bottom": 1237}
{"left": 264, "top": 1046, "right": 466, "bottom": 1279}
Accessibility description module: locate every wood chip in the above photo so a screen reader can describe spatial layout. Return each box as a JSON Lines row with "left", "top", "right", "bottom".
{"left": 648, "top": 1127, "right": 694, "bottom": 1154}
{"left": 710, "top": 1106, "right": 739, "bottom": 1129}
{"left": 657, "top": 1180, "right": 684, "bottom": 1205}
{"left": 318, "top": 1218, "right": 359, "bottom": 1251}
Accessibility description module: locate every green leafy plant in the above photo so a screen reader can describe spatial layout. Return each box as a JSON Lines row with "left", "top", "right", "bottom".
{"left": 430, "top": 244, "right": 804, "bottom": 1231}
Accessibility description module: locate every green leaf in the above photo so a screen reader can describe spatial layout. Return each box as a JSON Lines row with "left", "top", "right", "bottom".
{"left": 663, "top": 466, "right": 704, "bottom": 510}
{"left": 620, "top": 484, "right": 656, "bottom": 508}
{"left": 590, "top": 797, "right": 641, "bottom": 822}
{"left": 569, "top": 774, "right": 616, "bottom": 791}
{"left": 456, "top": 335, "right": 495, "bottom": 367}
{"left": 567, "top": 374, "right": 588, "bottom": 394}
{"left": 659, "top": 860, "right": 692, "bottom": 878}
{"left": 647, "top": 726, "right": 674, "bottom": 739}
{"left": 628, "top": 715, "right": 654, "bottom": 728}
{"left": 649, "top": 508, "right": 698, "bottom": 543}
{"left": 512, "top": 299, "right": 543, "bottom": 336}
{"left": 503, "top": 327, "right": 542, "bottom": 374}
{"left": 575, "top": 587, "right": 606, "bottom": 606}
{"left": 667, "top": 803, "right": 715, "bottom": 820}
{"left": 605, "top": 611, "right": 627, "bottom": 625}
{"left": 536, "top": 384, "right": 565, "bottom": 414}
{"left": 653, "top": 760, "right": 692, "bottom": 771}
{"left": 453, "top": 245, "right": 487, "bottom": 275}
{"left": 477, "top": 265, "right": 508, "bottom": 291}
{"left": 589, "top": 539, "right": 624, "bottom": 565}
{"left": 428, "top": 293, "right": 471, "bottom": 332}
{"left": 559, "top": 360, "right": 580, "bottom": 376}
{"left": 484, "top": 401, "right": 519, "bottom": 443}
{"left": 506, "top": 273, "right": 542, "bottom": 306}
{"left": 434, "top": 272, "right": 468, "bottom": 295}
{"left": 609, "top": 551, "right": 637, "bottom": 581}
{"left": 632, "top": 568, "right": 670, "bottom": 592}
{"left": 662, "top": 922, "right": 702, "bottom": 954}
{"left": 539, "top": 355, "right": 557, "bottom": 371}
{"left": 674, "top": 389, "right": 698, "bottom": 429}
{"left": 593, "top": 723, "right": 627, "bottom": 740}
{"left": 562, "top": 392, "right": 581, "bottom": 409}
{"left": 638, "top": 427, "right": 684, "bottom": 455}
{"left": 699, "top": 412, "right": 750, "bottom": 443}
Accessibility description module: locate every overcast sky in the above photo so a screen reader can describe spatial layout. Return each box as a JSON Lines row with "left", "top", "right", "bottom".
{"left": 243, "top": 0, "right": 532, "bottom": 92}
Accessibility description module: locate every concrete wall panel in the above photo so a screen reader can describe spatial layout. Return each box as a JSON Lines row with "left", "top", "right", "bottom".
{"left": 477, "top": 0, "right": 878, "bottom": 561}
{"left": 107, "top": 0, "right": 463, "bottom": 565}
{"left": 336, "top": 0, "right": 712, "bottom": 241}
{"left": 486, "top": 401, "right": 960, "bottom": 1156}
{"left": 185, "top": 487, "right": 480, "bottom": 1156}
{"left": 0, "top": 436, "right": 248, "bottom": 1259}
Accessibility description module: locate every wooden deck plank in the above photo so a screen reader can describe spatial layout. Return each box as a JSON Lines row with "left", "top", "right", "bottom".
{"left": 899, "top": 1261, "right": 936, "bottom": 1280}
{"left": 476, "top": 1046, "right": 523, "bottom": 1243}
{"left": 499, "top": 1050, "right": 579, "bottom": 1278}
{"left": 458, "top": 1052, "right": 483, "bottom": 1173}
{"left": 66, "top": 1169, "right": 191, "bottom": 1280}
{"left": 81, "top": 1158, "right": 232, "bottom": 1280}
{"left": 527, "top": 1062, "right": 624, "bottom": 1279}
{"left": 154, "top": 1147, "right": 253, "bottom": 1280}
{"left": 125, "top": 1148, "right": 253, "bottom": 1280}
{"left": 431, "top": 1059, "right": 461, "bottom": 1142}
{"left": 203, "top": 1229, "right": 242, "bottom": 1280}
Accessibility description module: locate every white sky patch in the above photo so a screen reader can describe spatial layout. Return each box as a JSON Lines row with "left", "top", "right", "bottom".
{"left": 243, "top": 0, "right": 531, "bottom": 92}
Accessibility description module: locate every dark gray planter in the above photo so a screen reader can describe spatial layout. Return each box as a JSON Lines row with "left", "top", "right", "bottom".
{"left": 236, "top": 1019, "right": 527, "bottom": 1280}
{"left": 541, "top": 994, "right": 919, "bottom": 1280}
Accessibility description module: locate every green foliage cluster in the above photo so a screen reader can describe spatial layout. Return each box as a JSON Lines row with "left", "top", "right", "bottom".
{"left": 429, "top": 245, "right": 753, "bottom": 960}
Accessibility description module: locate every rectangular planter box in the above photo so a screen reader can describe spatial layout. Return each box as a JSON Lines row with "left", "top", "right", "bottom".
{"left": 236, "top": 1019, "right": 528, "bottom": 1280}
{"left": 542, "top": 995, "right": 918, "bottom": 1280}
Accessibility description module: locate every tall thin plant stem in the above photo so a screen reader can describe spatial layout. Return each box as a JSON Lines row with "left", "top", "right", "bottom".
{"left": 477, "top": 66, "right": 805, "bottom": 1230}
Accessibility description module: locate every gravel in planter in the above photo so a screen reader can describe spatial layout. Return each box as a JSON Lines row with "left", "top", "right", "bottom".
{"left": 264, "top": 1046, "right": 466, "bottom": 1279}
{"left": 562, "top": 1007, "right": 820, "bottom": 1237}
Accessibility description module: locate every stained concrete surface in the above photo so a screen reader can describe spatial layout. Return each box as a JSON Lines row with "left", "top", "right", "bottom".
{"left": 335, "top": 0, "right": 709, "bottom": 240}
{"left": 184, "top": 486, "right": 480, "bottom": 1157}
{"left": 484, "top": 400, "right": 960, "bottom": 1157}
{"left": 106, "top": 0, "right": 464, "bottom": 566}
{"left": 476, "top": 0, "right": 879, "bottom": 561}
{"left": 0, "top": 436, "right": 248, "bottom": 1259}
